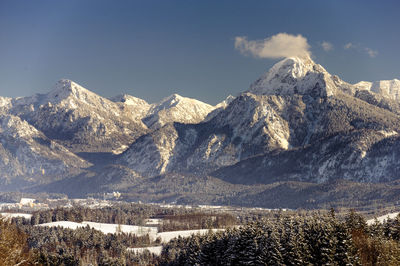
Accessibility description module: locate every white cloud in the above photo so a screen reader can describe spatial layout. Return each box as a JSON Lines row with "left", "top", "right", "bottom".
{"left": 365, "top": 48, "right": 378, "bottom": 58}
{"left": 234, "top": 33, "right": 311, "bottom": 59}
{"left": 344, "top": 42, "right": 378, "bottom": 58}
{"left": 344, "top": 43, "right": 354, "bottom": 49}
{"left": 321, "top": 41, "right": 333, "bottom": 51}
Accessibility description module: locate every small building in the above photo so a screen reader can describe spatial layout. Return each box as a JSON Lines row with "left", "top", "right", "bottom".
{"left": 19, "top": 198, "right": 36, "bottom": 207}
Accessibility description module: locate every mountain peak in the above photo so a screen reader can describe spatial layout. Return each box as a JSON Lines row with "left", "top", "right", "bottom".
{"left": 154, "top": 94, "right": 187, "bottom": 110}
{"left": 109, "top": 94, "right": 149, "bottom": 107}
{"left": 47, "top": 79, "right": 94, "bottom": 102}
{"left": 49, "top": 79, "right": 89, "bottom": 97}
{"left": 164, "top": 93, "right": 184, "bottom": 102}
{"left": 56, "top": 78, "right": 77, "bottom": 87}
{"left": 144, "top": 94, "right": 215, "bottom": 129}
{"left": 248, "top": 56, "right": 334, "bottom": 97}
{"left": 272, "top": 56, "right": 317, "bottom": 76}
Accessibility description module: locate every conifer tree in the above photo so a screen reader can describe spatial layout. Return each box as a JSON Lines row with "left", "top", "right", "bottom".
{"left": 332, "top": 219, "right": 356, "bottom": 265}
{"left": 262, "top": 229, "right": 283, "bottom": 265}
{"left": 0, "top": 218, "right": 32, "bottom": 265}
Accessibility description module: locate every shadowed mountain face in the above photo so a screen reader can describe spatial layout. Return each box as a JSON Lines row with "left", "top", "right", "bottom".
{"left": 0, "top": 113, "right": 91, "bottom": 189}
{"left": 2, "top": 57, "right": 400, "bottom": 208}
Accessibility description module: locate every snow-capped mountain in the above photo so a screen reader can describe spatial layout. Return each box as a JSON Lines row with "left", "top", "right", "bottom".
{"left": 0, "top": 113, "right": 90, "bottom": 188}
{"left": 2, "top": 56, "right": 400, "bottom": 207}
{"left": 0, "top": 96, "right": 11, "bottom": 110}
{"left": 0, "top": 80, "right": 219, "bottom": 187}
{"left": 143, "top": 93, "right": 215, "bottom": 129}
{"left": 204, "top": 95, "right": 236, "bottom": 122}
{"left": 215, "top": 95, "right": 236, "bottom": 109}
{"left": 109, "top": 94, "right": 151, "bottom": 119}
{"left": 249, "top": 56, "right": 341, "bottom": 97}
{"left": 9, "top": 79, "right": 149, "bottom": 154}
{"left": 110, "top": 92, "right": 217, "bottom": 129}
{"left": 354, "top": 79, "right": 400, "bottom": 101}
{"left": 118, "top": 56, "right": 400, "bottom": 183}
{"left": 352, "top": 79, "right": 400, "bottom": 116}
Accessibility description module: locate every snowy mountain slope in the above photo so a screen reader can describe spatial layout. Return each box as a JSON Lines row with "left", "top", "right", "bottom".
{"left": 113, "top": 94, "right": 226, "bottom": 175}
{"left": 3, "top": 56, "right": 400, "bottom": 207}
{"left": 204, "top": 95, "right": 236, "bottom": 122}
{"left": 0, "top": 113, "right": 91, "bottom": 188}
{"left": 118, "top": 123, "right": 180, "bottom": 176}
{"left": 213, "top": 129, "right": 400, "bottom": 184}
{"left": 0, "top": 97, "right": 11, "bottom": 110}
{"left": 210, "top": 85, "right": 400, "bottom": 184}
{"left": 247, "top": 55, "right": 400, "bottom": 110}
{"left": 109, "top": 94, "right": 151, "bottom": 119}
{"left": 118, "top": 56, "right": 400, "bottom": 182}
{"left": 119, "top": 93, "right": 315, "bottom": 176}
{"left": 9, "top": 79, "right": 149, "bottom": 153}
{"left": 247, "top": 56, "right": 351, "bottom": 97}
{"left": 142, "top": 94, "right": 215, "bottom": 129}
{"left": 352, "top": 79, "right": 400, "bottom": 115}
{"left": 215, "top": 95, "right": 236, "bottom": 109}
{"left": 354, "top": 79, "right": 400, "bottom": 101}
{"left": 0, "top": 80, "right": 220, "bottom": 188}
{"left": 109, "top": 94, "right": 149, "bottom": 107}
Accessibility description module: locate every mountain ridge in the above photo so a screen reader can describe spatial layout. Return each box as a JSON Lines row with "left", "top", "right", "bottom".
{"left": 1, "top": 56, "right": 400, "bottom": 208}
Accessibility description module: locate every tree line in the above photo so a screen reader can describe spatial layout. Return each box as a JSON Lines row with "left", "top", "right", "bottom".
{"left": 159, "top": 210, "right": 400, "bottom": 265}
{"left": 29, "top": 204, "right": 237, "bottom": 232}
{"left": 3, "top": 207, "right": 400, "bottom": 265}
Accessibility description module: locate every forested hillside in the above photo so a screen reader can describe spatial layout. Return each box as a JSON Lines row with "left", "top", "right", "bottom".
{"left": 3, "top": 206, "right": 400, "bottom": 265}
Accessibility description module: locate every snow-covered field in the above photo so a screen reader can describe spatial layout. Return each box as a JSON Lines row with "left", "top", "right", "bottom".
{"left": 37, "top": 220, "right": 225, "bottom": 245}
{"left": 84, "top": 221, "right": 157, "bottom": 236}
{"left": 36, "top": 221, "right": 158, "bottom": 237}
{"left": 127, "top": 246, "right": 163, "bottom": 255}
{"left": 367, "top": 212, "right": 399, "bottom": 225}
{"left": 157, "top": 228, "right": 225, "bottom": 243}
{"left": 0, "top": 212, "right": 32, "bottom": 220}
{"left": 37, "top": 221, "right": 85, "bottom": 230}
{"left": 126, "top": 229, "right": 226, "bottom": 255}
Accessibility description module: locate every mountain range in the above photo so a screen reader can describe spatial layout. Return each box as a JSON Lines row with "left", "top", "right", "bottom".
{"left": 1, "top": 56, "right": 400, "bottom": 208}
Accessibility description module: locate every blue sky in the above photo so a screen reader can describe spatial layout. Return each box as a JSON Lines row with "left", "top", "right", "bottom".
{"left": 0, "top": 0, "right": 399, "bottom": 104}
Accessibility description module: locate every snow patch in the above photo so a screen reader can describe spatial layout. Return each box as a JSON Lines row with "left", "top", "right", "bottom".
{"left": 0, "top": 212, "right": 32, "bottom": 220}
{"left": 37, "top": 221, "right": 158, "bottom": 237}
{"left": 157, "top": 229, "right": 225, "bottom": 243}
{"left": 112, "top": 145, "right": 128, "bottom": 155}
{"left": 367, "top": 212, "right": 399, "bottom": 225}
{"left": 36, "top": 220, "right": 225, "bottom": 244}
